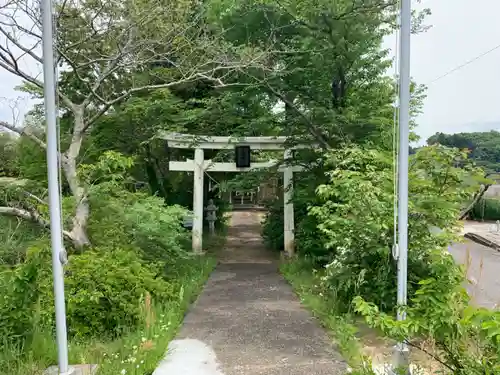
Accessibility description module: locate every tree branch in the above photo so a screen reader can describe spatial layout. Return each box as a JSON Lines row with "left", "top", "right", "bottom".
{"left": 24, "top": 191, "right": 47, "bottom": 205}
{"left": 0, "top": 51, "right": 43, "bottom": 88}
{"left": 0, "top": 25, "right": 42, "bottom": 62}
{"left": 244, "top": 73, "right": 331, "bottom": 149}
{"left": 0, "top": 205, "right": 73, "bottom": 240}
{"left": 0, "top": 120, "right": 47, "bottom": 149}
{"left": 82, "top": 66, "right": 259, "bottom": 131}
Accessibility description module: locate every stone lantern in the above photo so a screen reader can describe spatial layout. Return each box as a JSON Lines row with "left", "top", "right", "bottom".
{"left": 205, "top": 199, "right": 218, "bottom": 235}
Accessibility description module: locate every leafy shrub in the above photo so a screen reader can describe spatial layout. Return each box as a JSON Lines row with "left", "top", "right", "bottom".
{"left": 261, "top": 165, "right": 331, "bottom": 262}
{"left": 123, "top": 196, "right": 190, "bottom": 260}
{"left": 471, "top": 197, "right": 500, "bottom": 221}
{"left": 295, "top": 213, "right": 330, "bottom": 264}
{"left": 0, "top": 216, "right": 45, "bottom": 266}
{"left": 0, "top": 242, "right": 174, "bottom": 340}
{"left": 88, "top": 183, "right": 190, "bottom": 260}
{"left": 310, "top": 145, "right": 483, "bottom": 312}
{"left": 0, "top": 241, "right": 53, "bottom": 342}
{"left": 63, "top": 247, "right": 173, "bottom": 337}
{"left": 0, "top": 151, "right": 196, "bottom": 344}
{"left": 355, "top": 261, "right": 500, "bottom": 374}
{"left": 261, "top": 199, "right": 284, "bottom": 251}
{"left": 210, "top": 194, "right": 231, "bottom": 231}
{"left": 262, "top": 199, "right": 329, "bottom": 260}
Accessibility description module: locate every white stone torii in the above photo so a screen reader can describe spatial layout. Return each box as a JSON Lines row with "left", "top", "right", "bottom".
{"left": 159, "top": 133, "right": 306, "bottom": 255}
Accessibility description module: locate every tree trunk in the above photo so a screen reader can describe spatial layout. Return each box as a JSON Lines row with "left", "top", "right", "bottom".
{"left": 69, "top": 202, "right": 90, "bottom": 247}
{"left": 62, "top": 105, "right": 91, "bottom": 247}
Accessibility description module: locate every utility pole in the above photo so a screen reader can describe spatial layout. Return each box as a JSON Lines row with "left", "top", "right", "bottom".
{"left": 41, "top": 0, "right": 70, "bottom": 373}
{"left": 393, "top": 0, "right": 411, "bottom": 373}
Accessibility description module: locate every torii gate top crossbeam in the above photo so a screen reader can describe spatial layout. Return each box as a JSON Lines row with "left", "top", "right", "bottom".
{"left": 158, "top": 132, "right": 312, "bottom": 150}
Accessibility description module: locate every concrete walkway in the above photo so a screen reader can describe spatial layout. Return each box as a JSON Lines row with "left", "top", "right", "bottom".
{"left": 154, "top": 211, "right": 346, "bottom": 375}
{"left": 462, "top": 220, "right": 500, "bottom": 251}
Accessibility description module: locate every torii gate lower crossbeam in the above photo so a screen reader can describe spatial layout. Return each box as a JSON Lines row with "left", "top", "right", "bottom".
{"left": 160, "top": 133, "right": 307, "bottom": 255}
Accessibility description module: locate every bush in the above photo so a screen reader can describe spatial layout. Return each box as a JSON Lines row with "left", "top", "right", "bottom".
{"left": 0, "top": 242, "right": 174, "bottom": 340}
{"left": 0, "top": 241, "right": 53, "bottom": 342}
{"left": 261, "top": 196, "right": 329, "bottom": 260}
{"left": 261, "top": 199, "right": 284, "bottom": 251}
{"left": 64, "top": 247, "right": 173, "bottom": 337}
{"left": 123, "top": 196, "right": 190, "bottom": 261}
{"left": 355, "top": 261, "right": 500, "bottom": 374}
{"left": 261, "top": 167, "right": 331, "bottom": 263}
{"left": 310, "top": 146, "right": 482, "bottom": 312}
{"left": 471, "top": 197, "right": 500, "bottom": 221}
{"left": 295, "top": 213, "right": 330, "bottom": 264}
{"left": 0, "top": 216, "right": 45, "bottom": 266}
{"left": 0, "top": 152, "right": 196, "bottom": 344}
{"left": 87, "top": 183, "right": 190, "bottom": 261}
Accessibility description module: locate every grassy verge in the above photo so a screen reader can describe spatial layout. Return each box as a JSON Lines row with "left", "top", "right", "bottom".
{"left": 0, "top": 255, "right": 217, "bottom": 375}
{"left": 280, "top": 258, "right": 377, "bottom": 375}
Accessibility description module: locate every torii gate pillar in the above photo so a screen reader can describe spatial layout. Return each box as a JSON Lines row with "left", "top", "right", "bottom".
{"left": 283, "top": 149, "right": 295, "bottom": 256}
{"left": 192, "top": 148, "right": 204, "bottom": 252}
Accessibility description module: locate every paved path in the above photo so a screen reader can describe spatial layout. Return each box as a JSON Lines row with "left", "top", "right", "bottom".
{"left": 461, "top": 220, "right": 500, "bottom": 250}
{"left": 155, "top": 211, "right": 346, "bottom": 375}
{"left": 449, "top": 239, "right": 500, "bottom": 309}
{"left": 448, "top": 221, "right": 500, "bottom": 309}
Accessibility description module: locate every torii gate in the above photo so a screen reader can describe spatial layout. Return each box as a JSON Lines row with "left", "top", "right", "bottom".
{"left": 160, "top": 133, "right": 305, "bottom": 255}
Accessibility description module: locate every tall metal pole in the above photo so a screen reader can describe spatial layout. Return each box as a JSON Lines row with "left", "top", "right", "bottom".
{"left": 41, "top": 0, "right": 70, "bottom": 373}
{"left": 393, "top": 0, "right": 411, "bottom": 373}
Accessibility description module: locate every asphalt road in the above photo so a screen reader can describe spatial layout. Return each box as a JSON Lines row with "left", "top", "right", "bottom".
{"left": 448, "top": 240, "right": 500, "bottom": 309}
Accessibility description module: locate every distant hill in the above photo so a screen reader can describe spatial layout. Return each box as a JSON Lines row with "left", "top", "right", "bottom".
{"left": 427, "top": 130, "right": 500, "bottom": 174}
{"left": 426, "top": 122, "right": 500, "bottom": 136}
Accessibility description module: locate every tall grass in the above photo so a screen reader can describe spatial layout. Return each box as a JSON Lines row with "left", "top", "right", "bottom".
{"left": 0, "top": 256, "right": 216, "bottom": 375}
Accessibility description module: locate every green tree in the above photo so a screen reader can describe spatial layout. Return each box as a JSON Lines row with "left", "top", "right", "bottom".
{"left": 310, "top": 145, "right": 484, "bottom": 311}
{"left": 0, "top": 132, "right": 18, "bottom": 177}
{"left": 428, "top": 130, "right": 500, "bottom": 174}
{"left": 0, "top": 0, "right": 268, "bottom": 247}
{"left": 210, "top": 0, "right": 429, "bottom": 149}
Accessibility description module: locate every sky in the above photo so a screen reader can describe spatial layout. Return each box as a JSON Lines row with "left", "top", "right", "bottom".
{"left": 397, "top": 0, "right": 500, "bottom": 144}
{"left": 1, "top": 0, "right": 500, "bottom": 145}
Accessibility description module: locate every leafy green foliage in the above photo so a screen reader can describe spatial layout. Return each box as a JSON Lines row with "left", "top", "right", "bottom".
{"left": 0, "top": 254, "right": 217, "bottom": 375}
{"left": 309, "top": 145, "right": 483, "bottom": 312}
{"left": 15, "top": 137, "right": 47, "bottom": 184}
{"left": 0, "top": 216, "right": 45, "bottom": 265}
{"left": 0, "top": 241, "right": 53, "bottom": 342}
{"left": 0, "top": 239, "right": 174, "bottom": 341}
{"left": 123, "top": 198, "right": 190, "bottom": 260}
{"left": 212, "top": 0, "right": 406, "bottom": 147}
{"left": 295, "top": 213, "right": 331, "bottom": 263}
{"left": 79, "top": 150, "right": 135, "bottom": 186}
{"left": 0, "top": 133, "right": 19, "bottom": 177}
{"left": 261, "top": 199, "right": 284, "bottom": 252}
{"left": 428, "top": 130, "right": 500, "bottom": 174}
{"left": 354, "top": 272, "right": 500, "bottom": 374}
{"left": 471, "top": 198, "right": 500, "bottom": 221}
{"left": 87, "top": 185, "right": 190, "bottom": 260}
{"left": 63, "top": 247, "right": 173, "bottom": 337}
{"left": 0, "top": 150, "right": 195, "bottom": 346}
